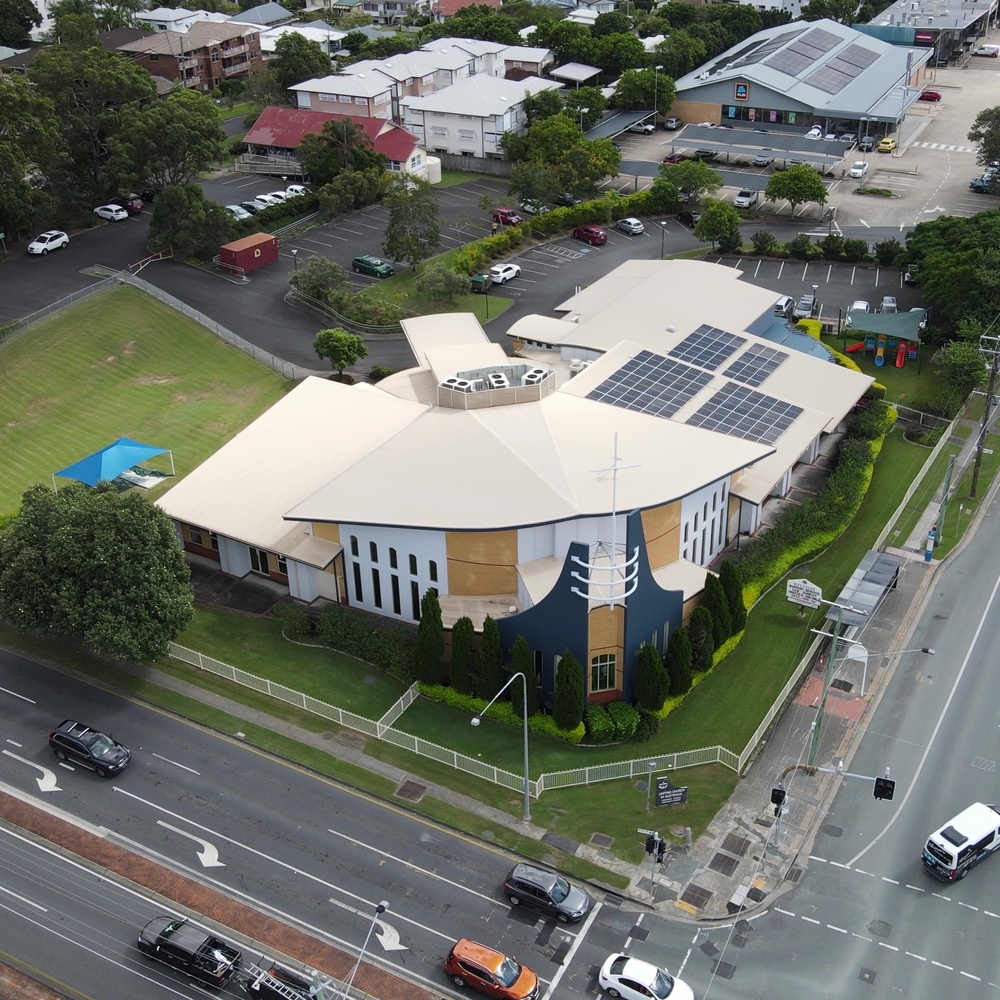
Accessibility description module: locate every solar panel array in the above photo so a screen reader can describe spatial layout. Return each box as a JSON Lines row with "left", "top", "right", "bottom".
{"left": 721, "top": 28, "right": 804, "bottom": 72}
{"left": 686, "top": 384, "right": 802, "bottom": 446}
{"left": 809, "top": 42, "right": 880, "bottom": 93}
{"left": 669, "top": 324, "right": 747, "bottom": 370}
{"left": 586, "top": 350, "right": 713, "bottom": 418}
{"left": 724, "top": 344, "right": 788, "bottom": 387}
{"left": 805, "top": 64, "right": 854, "bottom": 95}
{"left": 765, "top": 25, "right": 840, "bottom": 78}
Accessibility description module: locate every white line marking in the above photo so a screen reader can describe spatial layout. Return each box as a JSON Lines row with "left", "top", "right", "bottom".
{"left": 0, "top": 686, "right": 35, "bottom": 703}
{"left": 985, "top": 910, "right": 1000, "bottom": 918}
{"left": 905, "top": 884, "right": 925, "bottom": 892}
{"left": 801, "top": 916, "right": 821, "bottom": 925}
{"left": 958, "top": 901, "right": 979, "bottom": 910}
{"left": 905, "top": 952, "right": 926, "bottom": 961}
{"left": 829, "top": 861, "right": 851, "bottom": 868}
{"left": 151, "top": 753, "right": 200, "bottom": 774}
{"left": 827, "top": 924, "right": 847, "bottom": 933}
{"left": 0, "top": 885, "right": 47, "bottom": 911}
{"left": 932, "top": 961, "right": 954, "bottom": 970}
{"left": 881, "top": 877, "right": 899, "bottom": 884}
{"left": 850, "top": 569, "right": 1000, "bottom": 867}
{"left": 960, "top": 971, "right": 982, "bottom": 981}
{"left": 933, "top": 893, "right": 952, "bottom": 902}
{"left": 5, "top": 740, "right": 23, "bottom": 748}
{"left": 775, "top": 907, "right": 796, "bottom": 916}
{"left": 855, "top": 869, "right": 876, "bottom": 877}
{"left": 879, "top": 943, "right": 898, "bottom": 951}
{"left": 541, "top": 902, "right": 602, "bottom": 999}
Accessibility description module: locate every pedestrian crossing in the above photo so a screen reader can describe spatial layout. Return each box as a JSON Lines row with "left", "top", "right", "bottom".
{"left": 910, "top": 141, "right": 977, "bottom": 152}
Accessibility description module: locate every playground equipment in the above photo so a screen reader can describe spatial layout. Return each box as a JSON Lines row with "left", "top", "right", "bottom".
{"left": 874, "top": 333, "right": 887, "bottom": 367}
{"left": 895, "top": 339, "right": 907, "bottom": 367}
{"left": 846, "top": 342, "right": 865, "bottom": 354}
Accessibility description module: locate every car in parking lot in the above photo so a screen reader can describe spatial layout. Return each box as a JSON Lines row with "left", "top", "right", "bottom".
{"left": 598, "top": 953, "right": 693, "bottom": 1000}
{"left": 664, "top": 116, "right": 683, "bottom": 130}
{"left": 904, "top": 263, "right": 920, "bottom": 284}
{"left": 792, "top": 293, "right": 817, "bottom": 319}
{"left": 240, "top": 201, "right": 261, "bottom": 215}
{"left": 975, "top": 44, "right": 1000, "bottom": 56}
{"left": 662, "top": 152, "right": 684, "bottom": 164}
{"left": 351, "top": 254, "right": 394, "bottom": 278}
{"left": 503, "top": 863, "right": 592, "bottom": 923}
{"left": 254, "top": 193, "right": 283, "bottom": 206}
{"left": 444, "top": 939, "right": 539, "bottom": 1000}
{"left": 879, "top": 295, "right": 897, "bottom": 313}
{"left": 919, "top": 90, "right": 942, "bottom": 102}
{"left": 677, "top": 211, "right": 701, "bottom": 229}
{"left": 225, "top": 204, "right": 252, "bottom": 220}
{"left": 839, "top": 133, "right": 857, "bottom": 145}
{"left": 628, "top": 121, "right": 655, "bottom": 133}
{"left": 970, "top": 176, "right": 992, "bottom": 192}
{"left": 878, "top": 137, "right": 897, "bottom": 153}
{"left": 27, "top": 230, "right": 69, "bottom": 254}
{"left": 110, "top": 195, "right": 144, "bottom": 215}
{"left": 489, "top": 262, "right": 521, "bottom": 284}
{"left": 805, "top": 125, "right": 823, "bottom": 139}
{"left": 266, "top": 190, "right": 288, "bottom": 202}
{"left": 519, "top": 199, "right": 549, "bottom": 216}
{"left": 848, "top": 161, "right": 868, "bottom": 178}
{"left": 573, "top": 224, "right": 607, "bottom": 245}
{"left": 94, "top": 204, "right": 129, "bottom": 222}
{"left": 616, "top": 217, "right": 644, "bottom": 234}
{"left": 694, "top": 149, "right": 717, "bottom": 160}
{"left": 552, "top": 192, "right": 581, "bottom": 207}
{"left": 859, "top": 136, "right": 876, "bottom": 152}
{"left": 284, "top": 184, "right": 310, "bottom": 197}
{"left": 492, "top": 207, "right": 523, "bottom": 226}
{"left": 733, "top": 189, "right": 759, "bottom": 208}
{"left": 845, "top": 300, "right": 870, "bottom": 326}
{"left": 48, "top": 719, "right": 131, "bottom": 777}
{"left": 752, "top": 152, "right": 775, "bottom": 166}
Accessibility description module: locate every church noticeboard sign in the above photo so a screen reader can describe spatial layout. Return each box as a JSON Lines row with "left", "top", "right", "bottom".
{"left": 655, "top": 777, "right": 688, "bottom": 807}
{"left": 734, "top": 82, "right": 749, "bottom": 102}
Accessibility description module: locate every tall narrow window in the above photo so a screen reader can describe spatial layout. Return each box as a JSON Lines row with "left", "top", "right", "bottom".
{"left": 590, "top": 654, "right": 616, "bottom": 693}
{"left": 390, "top": 548, "right": 398, "bottom": 569}
{"left": 429, "top": 560, "right": 438, "bottom": 583}
{"left": 372, "top": 569, "right": 382, "bottom": 608}
{"left": 350, "top": 536, "right": 359, "bottom": 557}
{"left": 249, "top": 548, "right": 270, "bottom": 575}
{"left": 352, "top": 562, "right": 363, "bottom": 602}
{"left": 409, "top": 554, "right": 418, "bottom": 575}
{"left": 410, "top": 580, "right": 420, "bottom": 620}
{"left": 391, "top": 575, "right": 401, "bottom": 615}
{"left": 370, "top": 541, "right": 378, "bottom": 562}
{"left": 277, "top": 555, "right": 288, "bottom": 576}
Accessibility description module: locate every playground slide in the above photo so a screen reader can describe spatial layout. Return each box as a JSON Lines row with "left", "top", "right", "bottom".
{"left": 846, "top": 342, "right": 865, "bottom": 354}
{"left": 895, "top": 340, "right": 907, "bottom": 368}
{"left": 874, "top": 341, "right": 886, "bottom": 367}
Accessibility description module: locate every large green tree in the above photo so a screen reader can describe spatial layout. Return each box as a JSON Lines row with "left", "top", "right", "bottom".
{"left": 0, "top": 0, "right": 41, "bottom": 45}
{"left": 687, "top": 606, "right": 715, "bottom": 673}
{"left": 107, "top": 89, "right": 223, "bottom": 191}
{"left": 968, "top": 106, "right": 1000, "bottom": 168}
{"left": 449, "top": 615, "right": 476, "bottom": 695}
{"left": 635, "top": 643, "right": 669, "bottom": 710}
{"left": 298, "top": 118, "right": 384, "bottom": 185}
{"left": 317, "top": 165, "right": 385, "bottom": 216}
{"left": 382, "top": 175, "right": 442, "bottom": 270}
{"left": 0, "top": 483, "right": 193, "bottom": 662}
{"left": 313, "top": 327, "right": 368, "bottom": 377}
{"left": 415, "top": 588, "right": 445, "bottom": 685}
{"left": 700, "top": 572, "right": 733, "bottom": 647}
{"left": 719, "top": 559, "right": 747, "bottom": 634}
{"left": 656, "top": 30, "right": 707, "bottom": 79}
{"left": 693, "top": 198, "right": 742, "bottom": 251}
{"left": 613, "top": 67, "right": 677, "bottom": 117}
{"left": 147, "top": 183, "right": 228, "bottom": 259}
{"left": 553, "top": 650, "right": 584, "bottom": 731}
{"left": 421, "top": 4, "right": 520, "bottom": 44}
{"left": 765, "top": 164, "right": 828, "bottom": 217}
{"left": 270, "top": 31, "right": 331, "bottom": 93}
{"left": 664, "top": 626, "right": 693, "bottom": 695}
{"left": 660, "top": 159, "right": 723, "bottom": 203}
{"left": 29, "top": 44, "right": 156, "bottom": 211}
{"left": 477, "top": 614, "right": 504, "bottom": 698}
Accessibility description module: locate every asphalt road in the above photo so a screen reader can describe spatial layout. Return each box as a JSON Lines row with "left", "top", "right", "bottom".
{"left": 0, "top": 648, "right": 648, "bottom": 1000}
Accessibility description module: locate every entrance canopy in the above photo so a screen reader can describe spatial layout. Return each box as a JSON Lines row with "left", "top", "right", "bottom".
{"left": 53, "top": 436, "right": 174, "bottom": 488}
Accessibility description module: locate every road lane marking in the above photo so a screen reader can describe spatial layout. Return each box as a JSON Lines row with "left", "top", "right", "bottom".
{"left": 905, "top": 884, "right": 924, "bottom": 892}
{"left": 960, "top": 971, "right": 982, "bottom": 980}
{"left": 801, "top": 916, "right": 820, "bottom": 925}
{"left": 933, "top": 961, "right": 954, "bottom": 970}
{"left": 0, "top": 686, "right": 35, "bottom": 703}
{"left": 156, "top": 821, "right": 226, "bottom": 867}
{"left": 0, "top": 885, "right": 46, "bottom": 911}
{"left": 151, "top": 753, "right": 200, "bottom": 775}
{"left": 905, "top": 951, "right": 926, "bottom": 961}
{"left": 541, "top": 902, "right": 601, "bottom": 1000}
{"left": 827, "top": 924, "right": 847, "bottom": 933}
{"left": 2, "top": 750, "right": 62, "bottom": 792}
{"left": 879, "top": 943, "right": 898, "bottom": 951}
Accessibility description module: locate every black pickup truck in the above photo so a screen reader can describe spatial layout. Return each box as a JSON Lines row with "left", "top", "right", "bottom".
{"left": 137, "top": 915, "right": 242, "bottom": 987}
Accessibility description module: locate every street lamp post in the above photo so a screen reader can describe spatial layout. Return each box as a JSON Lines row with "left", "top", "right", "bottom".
{"left": 472, "top": 672, "right": 531, "bottom": 822}
{"left": 653, "top": 64, "right": 663, "bottom": 125}
{"left": 812, "top": 283, "right": 819, "bottom": 317}
{"left": 291, "top": 248, "right": 298, "bottom": 271}
{"left": 579, "top": 107, "right": 590, "bottom": 134}
{"left": 660, "top": 220, "right": 667, "bottom": 258}
{"left": 341, "top": 900, "right": 389, "bottom": 1000}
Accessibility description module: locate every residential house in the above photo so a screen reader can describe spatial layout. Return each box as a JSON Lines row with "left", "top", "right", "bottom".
{"left": 291, "top": 71, "right": 394, "bottom": 118}
{"left": 240, "top": 105, "right": 427, "bottom": 178}
{"left": 226, "top": 2, "right": 297, "bottom": 27}
{"left": 258, "top": 23, "right": 346, "bottom": 62}
{"left": 498, "top": 45, "right": 556, "bottom": 78}
{"left": 399, "top": 74, "right": 562, "bottom": 158}
{"left": 430, "top": 0, "right": 501, "bottom": 19}
{"left": 117, "top": 21, "right": 262, "bottom": 92}
{"left": 323, "top": 0, "right": 427, "bottom": 25}
{"left": 420, "top": 36, "right": 508, "bottom": 77}
{"left": 341, "top": 50, "right": 469, "bottom": 120}
{"left": 135, "top": 7, "right": 232, "bottom": 32}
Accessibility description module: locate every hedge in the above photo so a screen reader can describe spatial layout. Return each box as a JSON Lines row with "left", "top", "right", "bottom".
{"left": 584, "top": 703, "right": 616, "bottom": 744}
{"left": 606, "top": 701, "right": 639, "bottom": 741}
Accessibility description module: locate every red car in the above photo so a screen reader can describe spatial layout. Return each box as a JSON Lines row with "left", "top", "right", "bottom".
{"left": 492, "top": 207, "right": 523, "bottom": 226}
{"left": 662, "top": 153, "right": 684, "bottom": 163}
{"left": 918, "top": 90, "right": 942, "bottom": 102}
{"left": 110, "top": 195, "right": 145, "bottom": 215}
{"left": 572, "top": 224, "right": 607, "bottom": 246}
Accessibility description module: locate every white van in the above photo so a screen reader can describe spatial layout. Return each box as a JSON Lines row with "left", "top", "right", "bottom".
{"left": 774, "top": 295, "right": 795, "bottom": 318}
{"left": 922, "top": 802, "right": 1000, "bottom": 880}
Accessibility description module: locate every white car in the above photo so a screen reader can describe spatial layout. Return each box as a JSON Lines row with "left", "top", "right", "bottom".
{"left": 616, "top": 217, "right": 644, "bottom": 235}
{"left": 845, "top": 300, "right": 870, "bottom": 327}
{"left": 284, "top": 184, "right": 310, "bottom": 197}
{"left": 911, "top": 307, "right": 928, "bottom": 329}
{"left": 805, "top": 125, "right": 823, "bottom": 139}
{"left": 489, "top": 263, "right": 521, "bottom": 284}
{"left": 519, "top": 199, "right": 550, "bottom": 216}
{"left": 225, "top": 204, "right": 252, "bottom": 220}
{"left": 628, "top": 122, "right": 655, "bottom": 134}
{"left": 254, "top": 193, "right": 282, "bottom": 206}
{"left": 733, "top": 189, "right": 759, "bottom": 208}
{"left": 266, "top": 190, "right": 288, "bottom": 202}
{"left": 94, "top": 204, "right": 129, "bottom": 222}
{"left": 848, "top": 161, "right": 869, "bottom": 178}
{"left": 27, "top": 230, "right": 69, "bottom": 254}
{"left": 599, "top": 954, "right": 694, "bottom": 1000}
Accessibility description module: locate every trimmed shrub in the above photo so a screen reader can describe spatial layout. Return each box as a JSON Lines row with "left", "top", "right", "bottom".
{"left": 415, "top": 588, "right": 445, "bottom": 684}
{"left": 315, "top": 604, "right": 416, "bottom": 681}
{"left": 477, "top": 615, "right": 504, "bottom": 698}
{"left": 553, "top": 650, "right": 585, "bottom": 730}
{"left": 510, "top": 635, "right": 538, "bottom": 717}
{"left": 635, "top": 643, "right": 669, "bottom": 712}
{"left": 634, "top": 710, "right": 660, "bottom": 742}
{"left": 842, "top": 238, "right": 870, "bottom": 262}
{"left": 719, "top": 559, "right": 747, "bottom": 634}
{"left": 701, "top": 573, "right": 732, "bottom": 646}
{"left": 450, "top": 615, "right": 476, "bottom": 694}
{"left": 606, "top": 700, "right": 639, "bottom": 741}
{"left": 665, "top": 627, "right": 693, "bottom": 695}
{"left": 585, "top": 703, "right": 616, "bottom": 744}
{"left": 270, "top": 600, "right": 313, "bottom": 640}
{"left": 528, "top": 713, "right": 585, "bottom": 744}
{"left": 688, "top": 606, "right": 715, "bottom": 673}
{"left": 787, "top": 233, "right": 813, "bottom": 260}
{"left": 751, "top": 230, "right": 778, "bottom": 255}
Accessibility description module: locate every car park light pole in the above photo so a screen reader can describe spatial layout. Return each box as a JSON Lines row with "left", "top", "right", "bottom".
{"left": 660, "top": 220, "right": 667, "bottom": 258}
{"left": 579, "top": 107, "right": 590, "bottom": 134}
{"left": 340, "top": 900, "right": 389, "bottom": 1000}
{"left": 291, "top": 248, "right": 298, "bottom": 272}
{"left": 653, "top": 64, "right": 663, "bottom": 122}
{"left": 472, "top": 672, "right": 531, "bottom": 822}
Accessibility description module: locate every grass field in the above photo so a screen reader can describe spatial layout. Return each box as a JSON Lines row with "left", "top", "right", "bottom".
{"left": 0, "top": 284, "right": 291, "bottom": 515}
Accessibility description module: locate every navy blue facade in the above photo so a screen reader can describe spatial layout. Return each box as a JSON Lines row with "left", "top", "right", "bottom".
{"left": 496, "top": 512, "right": 685, "bottom": 706}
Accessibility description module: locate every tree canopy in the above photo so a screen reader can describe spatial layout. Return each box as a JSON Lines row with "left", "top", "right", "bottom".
{"left": 765, "top": 164, "right": 828, "bottom": 216}
{"left": 147, "top": 183, "right": 228, "bottom": 259}
{"left": 659, "top": 159, "right": 723, "bottom": 202}
{"left": 0, "top": 483, "right": 193, "bottom": 662}
{"left": 968, "top": 105, "right": 1000, "bottom": 168}
{"left": 313, "top": 327, "right": 368, "bottom": 376}
{"left": 382, "top": 176, "right": 442, "bottom": 269}
{"left": 298, "top": 118, "right": 384, "bottom": 186}
{"left": 270, "top": 31, "right": 332, "bottom": 92}
{"left": 0, "top": 0, "right": 41, "bottom": 45}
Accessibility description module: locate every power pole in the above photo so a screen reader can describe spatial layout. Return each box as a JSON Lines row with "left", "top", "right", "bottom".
{"left": 971, "top": 332, "right": 1000, "bottom": 498}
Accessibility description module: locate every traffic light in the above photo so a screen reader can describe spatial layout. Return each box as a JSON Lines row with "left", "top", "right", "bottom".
{"left": 656, "top": 840, "right": 667, "bottom": 864}
{"left": 770, "top": 787, "right": 786, "bottom": 807}
{"left": 873, "top": 777, "right": 896, "bottom": 800}
{"left": 645, "top": 834, "right": 657, "bottom": 855}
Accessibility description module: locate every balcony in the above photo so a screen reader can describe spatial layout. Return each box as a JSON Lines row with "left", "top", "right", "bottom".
{"left": 223, "top": 61, "right": 249, "bottom": 76}
{"left": 222, "top": 43, "right": 248, "bottom": 57}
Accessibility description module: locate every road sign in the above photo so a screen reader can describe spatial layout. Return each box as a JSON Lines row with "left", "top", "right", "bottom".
{"left": 655, "top": 777, "right": 688, "bottom": 807}
{"left": 786, "top": 578, "right": 822, "bottom": 608}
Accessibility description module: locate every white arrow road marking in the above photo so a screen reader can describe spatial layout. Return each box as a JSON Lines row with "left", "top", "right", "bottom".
{"left": 858, "top": 219, "right": 870, "bottom": 228}
{"left": 157, "top": 820, "right": 226, "bottom": 867}
{"left": 374, "top": 918, "right": 408, "bottom": 953}
{"left": 2, "top": 750, "right": 61, "bottom": 792}
{"left": 327, "top": 896, "right": 450, "bottom": 945}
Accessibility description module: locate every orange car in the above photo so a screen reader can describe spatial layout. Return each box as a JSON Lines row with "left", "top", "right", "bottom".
{"left": 444, "top": 939, "right": 539, "bottom": 1000}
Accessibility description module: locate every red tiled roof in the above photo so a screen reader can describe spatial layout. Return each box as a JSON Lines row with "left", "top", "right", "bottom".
{"left": 433, "top": 0, "right": 501, "bottom": 16}
{"left": 244, "top": 106, "right": 418, "bottom": 163}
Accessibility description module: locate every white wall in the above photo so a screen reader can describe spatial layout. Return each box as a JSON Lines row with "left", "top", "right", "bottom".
{"left": 680, "top": 477, "right": 729, "bottom": 566}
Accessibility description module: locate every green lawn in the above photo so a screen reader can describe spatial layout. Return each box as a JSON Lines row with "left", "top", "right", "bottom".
{"left": 0, "top": 284, "right": 290, "bottom": 515}
{"left": 821, "top": 332, "right": 940, "bottom": 406}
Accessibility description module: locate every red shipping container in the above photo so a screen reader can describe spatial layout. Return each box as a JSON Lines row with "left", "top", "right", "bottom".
{"left": 219, "top": 232, "right": 278, "bottom": 275}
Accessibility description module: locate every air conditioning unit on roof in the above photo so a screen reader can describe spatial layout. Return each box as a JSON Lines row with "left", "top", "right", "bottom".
{"left": 487, "top": 372, "right": 510, "bottom": 389}
{"left": 447, "top": 378, "right": 474, "bottom": 392}
{"left": 569, "top": 359, "right": 586, "bottom": 376}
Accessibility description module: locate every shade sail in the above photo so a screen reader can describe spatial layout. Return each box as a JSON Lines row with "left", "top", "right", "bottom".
{"left": 54, "top": 436, "right": 168, "bottom": 487}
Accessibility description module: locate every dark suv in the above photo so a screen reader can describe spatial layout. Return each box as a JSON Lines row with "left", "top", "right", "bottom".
{"left": 48, "top": 719, "right": 131, "bottom": 777}
{"left": 110, "top": 195, "right": 144, "bottom": 215}
{"left": 503, "top": 863, "right": 592, "bottom": 923}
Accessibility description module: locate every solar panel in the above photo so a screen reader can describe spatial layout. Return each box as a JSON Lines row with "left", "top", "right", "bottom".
{"left": 765, "top": 49, "right": 813, "bottom": 76}
{"left": 838, "top": 43, "right": 879, "bottom": 70}
{"left": 724, "top": 344, "right": 788, "bottom": 387}
{"left": 685, "top": 383, "right": 803, "bottom": 446}
{"left": 724, "top": 28, "right": 804, "bottom": 70}
{"left": 805, "top": 65, "right": 854, "bottom": 95}
{"left": 800, "top": 26, "right": 840, "bottom": 54}
{"left": 586, "top": 349, "right": 712, "bottom": 418}
{"left": 669, "top": 324, "right": 746, "bottom": 370}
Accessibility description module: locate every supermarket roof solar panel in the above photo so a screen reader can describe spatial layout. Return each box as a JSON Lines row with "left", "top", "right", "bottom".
{"left": 668, "top": 324, "right": 747, "bottom": 370}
